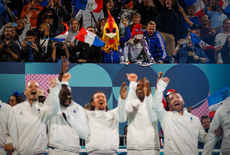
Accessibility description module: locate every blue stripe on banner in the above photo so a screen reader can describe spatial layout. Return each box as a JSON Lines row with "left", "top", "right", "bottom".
{"left": 92, "top": 36, "right": 105, "bottom": 47}
{"left": 25, "top": 63, "right": 76, "bottom": 74}
{"left": 0, "top": 62, "right": 25, "bottom": 74}
{"left": 49, "top": 38, "right": 65, "bottom": 42}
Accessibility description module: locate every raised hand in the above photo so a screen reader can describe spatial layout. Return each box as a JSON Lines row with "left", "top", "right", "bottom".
{"left": 62, "top": 73, "right": 71, "bottom": 82}
{"left": 126, "top": 73, "right": 138, "bottom": 82}
{"left": 120, "top": 82, "right": 128, "bottom": 99}
{"left": 61, "top": 56, "right": 69, "bottom": 73}
{"left": 157, "top": 72, "right": 169, "bottom": 85}
{"left": 49, "top": 77, "right": 57, "bottom": 88}
{"left": 59, "top": 56, "right": 70, "bottom": 81}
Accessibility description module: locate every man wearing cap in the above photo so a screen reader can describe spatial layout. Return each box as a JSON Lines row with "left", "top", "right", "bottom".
{"left": 120, "top": 73, "right": 160, "bottom": 155}
{"left": 11, "top": 77, "right": 60, "bottom": 154}
{"left": 150, "top": 72, "right": 207, "bottom": 155}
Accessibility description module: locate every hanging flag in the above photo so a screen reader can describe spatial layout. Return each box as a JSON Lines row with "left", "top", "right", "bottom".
{"left": 50, "top": 22, "right": 69, "bottom": 42}
{"left": 72, "top": 0, "right": 103, "bottom": 13}
{"left": 75, "top": 27, "right": 105, "bottom": 47}
{"left": 0, "top": 0, "right": 6, "bottom": 15}
{"left": 208, "top": 86, "right": 229, "bottom": 107}
{"left": 221, "top": 0, "right": 230, "bottom": 10}
{"left": 194, "top": 0, "right": 205, "bottom": 20}
{"left": 224, "top": 4, "right": 230, "bottom": 15}
{"left": 208, "top": 86, "right": 229, "bottom": 118}
{"left": 190, "top": 33, "right": 215, "bottom": 50}
{"left": 184, "top": 0, "right": 196, "bottom": 7}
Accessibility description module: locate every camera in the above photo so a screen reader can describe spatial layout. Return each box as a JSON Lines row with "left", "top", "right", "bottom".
{"left": 55, "top": 42, "right": 63, "bottom": 49}
{"left": 26, "top": 41, "right": 32, "bottom": 46}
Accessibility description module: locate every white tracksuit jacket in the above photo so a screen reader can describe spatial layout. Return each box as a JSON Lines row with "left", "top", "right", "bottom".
{"left": 203, "top": 97, "right": 230, "bottom": 155}
{"left": 48, "top": 101, "right": 89, "bottom": 154}
{"left": 12, "top": 84, "right": 60, "bottom": 155}
{"left": 153, "top": 79, "right": 207, "bottom": 155}
{"left": 0, "top": 101, "right": 17, "bottom": 154}
{"left": 47, "top": 80, "right": 89, "bottom": 154}
{"left": 85, "top": 97, "right": 126, "bottom": 154}
{"left": 124, "top": 82, "right": 160, "bottom": 151}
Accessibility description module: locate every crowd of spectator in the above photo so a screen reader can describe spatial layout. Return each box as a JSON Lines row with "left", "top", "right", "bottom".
{"left": 0, "top": 0, "right": 230, "bottom": 64}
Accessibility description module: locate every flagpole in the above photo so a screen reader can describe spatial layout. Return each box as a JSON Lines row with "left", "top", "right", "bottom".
{"left": 1, "top": 0, "right": 17, "bottom": 22}
{"left": 192, "top": 97, "right": 208, "bottom": 108}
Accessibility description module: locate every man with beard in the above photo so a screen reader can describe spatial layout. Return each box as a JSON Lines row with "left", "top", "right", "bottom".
{"left": 121, "top": 73, "right": 160, "bottom": 155}
{"left": 47, "top": 58, "right": 89, "bottom": 154}
{"left": 21, "top": 30, "right": 44, "bottom": 62}
{"left": 36, "top": 22, "right": 53, "bottom": 62}
{"left": 0, "top": 27, "right": 20, "bottom": 62}
{"left": 11, "top": 78, "right": 60, "bottom": 154}
{"left": 151, "top": 72, "right": 207, "bottom": 154}
{"left": 85, "top": 84, "right": 127, "bottom": 154}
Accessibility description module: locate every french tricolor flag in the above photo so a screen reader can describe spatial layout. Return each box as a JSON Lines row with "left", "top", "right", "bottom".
{"left": 72, "top": 0, "right": 103, "bottom": 13}
{"left": 50, "top": 22, "right": 69, "bottom": 42}
{"left": 75, "top": 27, "right": 105, "bottom": 47}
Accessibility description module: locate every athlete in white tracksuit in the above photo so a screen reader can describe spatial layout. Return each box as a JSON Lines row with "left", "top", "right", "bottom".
{"left": 152, "top": 77, "right": 207, "bottom": 155}
{"left": 47, "top": 80, "right": 89, "bottom": 155}
{"left": 121, "top": 74, "right": 160, "bottom": 155}
{"left": 203, "top": 97, "right": 230, "bottom": 155}
{"left": 12, "top": 79, "right": 59, "bottom": 155}
{"left": 0, "top": 100, "right": 17, "bottom": 155}
{"left": 85, "top": 88, "right": 127, "bottom": 154}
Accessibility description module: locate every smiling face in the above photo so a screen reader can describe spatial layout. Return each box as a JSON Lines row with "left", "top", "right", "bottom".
{"left": 167, "top": 92, "right": 184, "bottom": 113}
{"left": 59, "top": 85, "right": 72, "bottom": 107}
{"left": 136, "top": 78, "right": 151, "bottom": 102}
{"left": 146, "top": 22, "right": 156, "bottom": 37}
{"left": 24, "top": 80, "right": 39, "bottom": 103}
{"left": 8, "top": 95, "right": 17, "bottom": 107}
{"left": 91, "top": 92, "right": 107, "bottom": 110}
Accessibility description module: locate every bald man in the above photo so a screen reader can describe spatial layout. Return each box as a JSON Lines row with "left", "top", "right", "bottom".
{"left": 121, "top": 73, "right": 160, "bottom": 155}
{"left": 11, "top": 79, "right": 60, "bottom": 154}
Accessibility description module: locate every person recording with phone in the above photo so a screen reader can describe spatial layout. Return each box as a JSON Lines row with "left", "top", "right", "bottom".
{"left": 51, "top": 42, "right": 70, "bottom": 62}
{"left": 21, "top": 30, "right": 44, "bottom": 62}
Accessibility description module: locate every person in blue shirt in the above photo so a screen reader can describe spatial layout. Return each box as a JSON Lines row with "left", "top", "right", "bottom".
{"left": 143, "top": 21, "right": 167, "bottom": 64}
{"left": 172, "top": 34, "right": 209, "bottom": 63}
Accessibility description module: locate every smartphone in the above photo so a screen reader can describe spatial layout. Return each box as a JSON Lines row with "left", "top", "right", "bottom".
{"left": 26, "top": 41, "right": 32, "bottom": 46}
{"left": 11, "top": 22, "right": 17, "bottom": 27}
